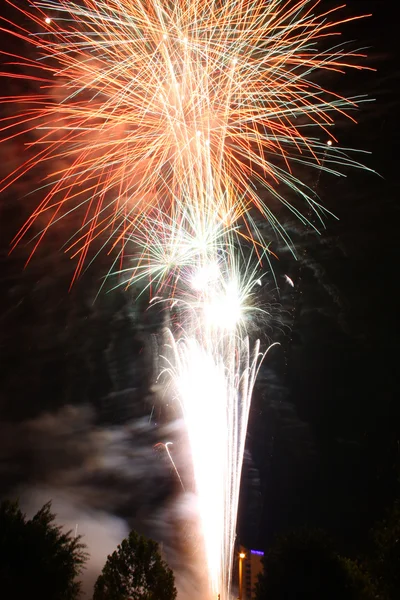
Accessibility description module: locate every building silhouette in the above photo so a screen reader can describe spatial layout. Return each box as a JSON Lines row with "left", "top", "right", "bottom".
{"left": 239, "top": 546, "right": 264, "bottom": 600}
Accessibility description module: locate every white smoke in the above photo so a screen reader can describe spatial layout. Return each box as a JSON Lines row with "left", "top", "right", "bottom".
{"left": 0, "top": 404, "right": 203, "bottom": 598}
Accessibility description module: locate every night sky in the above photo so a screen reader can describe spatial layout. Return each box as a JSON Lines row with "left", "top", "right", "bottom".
{"left": 0, "top": 0, "right": 398, "bottom": 596}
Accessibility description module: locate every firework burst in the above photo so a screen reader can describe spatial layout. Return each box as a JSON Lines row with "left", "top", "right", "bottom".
{"left": 1, "top": 0, "right": 369, "bottom": 279}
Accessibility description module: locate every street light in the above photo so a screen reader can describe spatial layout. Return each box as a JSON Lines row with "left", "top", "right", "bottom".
{"left": 238, "top": 552, "right": 246, "bottom": 600}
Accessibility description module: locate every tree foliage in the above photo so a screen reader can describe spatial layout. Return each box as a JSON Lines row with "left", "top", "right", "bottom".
{"left": 0, "top": 499, "right": 87, "bottom": 600}
{"left": 369, "top": 498, "right": 400, "bottom": 599}
{"left": 93, "top": 530, "right": 177, "bottom": 600}
{"left": 255, "top": 528, "right": 375, "bottom": 600}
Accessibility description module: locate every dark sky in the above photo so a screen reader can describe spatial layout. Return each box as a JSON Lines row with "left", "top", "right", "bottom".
{"left": 0, "top": 0, "right": 399, "bottom": 595}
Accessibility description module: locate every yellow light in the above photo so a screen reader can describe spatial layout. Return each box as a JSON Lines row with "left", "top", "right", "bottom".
{"left": 327, "top": 139, "right": 333, "bottom": 146}
{"left": 239, "top": 552, "right": 246, "bottom": 559}
{"left": 45, "top": 17, "right": 51, "bottom": 24}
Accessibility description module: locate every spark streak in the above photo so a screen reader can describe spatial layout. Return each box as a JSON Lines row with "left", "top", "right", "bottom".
{"left": 155, "top": 442, "right": 185, "bottom": 491}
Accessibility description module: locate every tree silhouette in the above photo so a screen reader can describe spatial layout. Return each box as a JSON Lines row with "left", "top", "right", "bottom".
{"left": 369, "top": 498, "right": 400, "bottom": 599}
{"left": 93, "top": 530, "right": 177, "bottom": 600}
{"left": 0, "top": 500, "right": 87, "bottom": 600}
{"left": 255, "top": 528, "right": 375, "bottom": 600}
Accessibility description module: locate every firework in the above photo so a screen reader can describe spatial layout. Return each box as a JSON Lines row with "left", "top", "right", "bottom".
{"left": 159, "top": 245, "right": 277, "bottom": 598}
{"left": 1, "top": 1, "right": 368, "bottom": 599}
{"left": 1, "top": 0, "right": 369, "bottom": 278}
